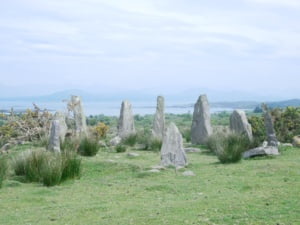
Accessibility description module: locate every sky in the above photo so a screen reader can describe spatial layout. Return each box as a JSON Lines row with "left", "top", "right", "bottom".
{"left": 0, "top": 0, "right": 300, "bottom": 100}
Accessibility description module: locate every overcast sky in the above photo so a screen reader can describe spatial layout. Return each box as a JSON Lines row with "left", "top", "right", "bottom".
{"left": 0, "top": 0, "right": 300, "bottom": 99}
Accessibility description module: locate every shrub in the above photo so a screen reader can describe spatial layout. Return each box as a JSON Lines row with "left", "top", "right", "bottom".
{"left": 215, "top": 133, "right": 251, "bottom": 164}
{"left": 248, "top": 115, "right": 266, "bottom": 144}
{"left": 115, "top": 145, "right": 127, "bottom": 153}
{"left": 78, "top": 138, "right": 99, "bottom": 156}
{"left": 0, "top": 156, "right": 8, "bottom": 188}
{"left": 273, "top": 107, "right": 300, "bottom": 143}
{"left": 93, "top": 122, "right": 109, "bottom": 139}
{"left": 122, "top": 134, "right": 137, "bottom": 146}
{"left": 148, "top": 138, "right": 162, "bottom": 151}
{"left": 181, "top": 128, "right": 191, "bottom": 143}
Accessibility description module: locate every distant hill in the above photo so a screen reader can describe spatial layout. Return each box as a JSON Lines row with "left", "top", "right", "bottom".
{"left": 0, "top": 89, "right": 299, "bottom": 111}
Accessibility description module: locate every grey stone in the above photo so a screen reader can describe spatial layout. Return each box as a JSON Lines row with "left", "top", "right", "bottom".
{"left": 184, "top": 148, "right": 201, "bottom": 153}
{"left": 292, "top": 135, "right": 300, "bottom": 147}
{"left": 161, "top": 123, "right": 187, "bottom": 167}
{"left": 191, "top": 95, "right": 212, "bottom": 145}
{"left": 0, "top": 143, "right": 11, "bottom": 152}
{"left": 148, "top": 169, "right": 160, "bottom": 173}
{"left": 48, "top": 120, "right": 61, "bottom": 152}
{"left": 243, "top": 146, "right": 279, "bottom": 159}
{"left": 118, "top": 100, "right": 136, "bottom": 139}
{"left": 110, "top": 136, "right": 122, "bottom": 146}
{"left": 262, "top": 104, "right": 278, "bottom": 147}
{"left": 127, "top": 152, "right": 140, "bottom": 157}
{"left": 281, "top": 143, "right": 293, "bottom": 147}
{"left": 262, "top": 141, "right": 268, "bottom": 148}
{"left": 152, "top": 96, "right": 165, "bottom": 140}
{"left": 54, "top": 111, "right": 68, "bottom": 142}
{"left": 182, "top": 171, "right": 195, "bottom": 176}
{"left": 230, "top": 110, "right": 253, "bottom": 140}
{"left": 67, "top": 96, "right": 88, "bottom": 137}
{"left": 150, "top": 165, "right": 165, "bottom": 170}
{"left": 134, "top": 144, "right": 147, "bottom": 150}
{"left": 98, "top": 140, "right": 107, "bottom": 148}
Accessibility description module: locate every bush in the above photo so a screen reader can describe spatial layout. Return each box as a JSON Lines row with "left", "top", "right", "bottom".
{"left": 78, "top": 138, "right": 99, "bottom": 156}
{"left": 115, "top": 145, "right": 127, "bottom": 153}
{"left": 12, "top": 149, "right": 81, "bottom": 186}
{"left": 216, "top": 133, "right": 251, "bottom": 163}
{"left": 181, "top": 128, "right": 191, "bottom": 142}
{"left": 148, "top": 138, "right": 162, "bottom": 151}
{"left": 93, "top": 122, "right": 109, "bottom": 139}
{"left": 248, "top": 115, "right": 266, "bottom": 144}
{"left": 0, "top": 156, "right": 8, "bottom": 188}
{"left": 122, "top": 134, "right": 137, "bottom": 147}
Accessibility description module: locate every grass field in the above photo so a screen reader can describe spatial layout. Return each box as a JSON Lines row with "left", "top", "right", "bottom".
{"left": 1, "top": 144, "right": 299, "bottom": 225}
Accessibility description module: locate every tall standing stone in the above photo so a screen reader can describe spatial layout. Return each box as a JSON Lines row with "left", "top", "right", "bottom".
{"left": 230, "top": 110, "right": 253, "bottom": 140}
{"left": 48, "top": 120, "right": 61, "bottom": 152}
{"left": 161, "top": 123, "right": 187, "bottom": 167}
{"left": 152, "top": 96, "right": 165, "bottom": 140}
{"left": 67, "top": 96, "right": 88, "bottom": 137}
{"left": 54, "top": 111, "right": 68, "bottom": 142}
{"left": 118, "top": 100, "right": 136, "bottom": 139}
{"left": 191, "top": 95, "right": 212, "bottom": 144}
{"left": 262, "top": 104, "right": 278, "bottom": 147}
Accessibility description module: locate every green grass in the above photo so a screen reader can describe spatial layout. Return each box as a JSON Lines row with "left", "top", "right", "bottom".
{"left": 0, "top": 145, "right": 300, "bottom": 225}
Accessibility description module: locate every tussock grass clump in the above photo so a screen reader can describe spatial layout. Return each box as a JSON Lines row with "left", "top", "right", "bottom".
{"left": 24, "top": 150, "right": 46, "bottom": 182}
{"left": 78, "top": 137, "right": 99, "bottom": 156}
{"left": 61, "top": 138, "right": 80, "bottom": 153}
{"left": 41, "top": 154, "right": 62, "bottom": 186}
{"left": 12, "top": 149, "right": 81, "bottom": 186}
{"left": 217, "top": 134, "right": 250, "bottom": 163}
{"left": 115, "top": 145, "right": 127, "bottom": 153}
{"left": 122, "top": 134, "right": 138, "bottom": 147}
{"left": 0, "top": 156, "right": 8, "bottom": 188}
{"left": 61, "top": 152, "right": 81, "bottom": 181}
{"left": 207, "top": 133, "right": 251, "bottom": 163}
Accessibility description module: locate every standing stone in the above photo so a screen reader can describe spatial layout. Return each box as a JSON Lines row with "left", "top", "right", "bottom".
{"left": 161, "top": 123, "right": 187, "bottom": 167}
{"left": 118, "top": 100, "right": 136, "bottom": 139}
{"left": 54, "top": 111, "right": 68, "bottom": 142}
{"left": 230, "top": 110, "right": 253, "bottom": 140}
{"left": 48, "top": 120, "right": 61, "bottom": 152}
{"left": 152, "top": 96, "right": 165, "bottom": 140}
{"left": 67, "top": 96, "right": 88, "bottom": 137}
{"left": 262, "top": 104, "right": 278, "bottom": 147}
{"left": 191, "top": 95, "right": 212, "bottom": 144}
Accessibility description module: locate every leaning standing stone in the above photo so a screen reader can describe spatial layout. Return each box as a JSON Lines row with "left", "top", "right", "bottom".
{"left": 152, "top": 96, "right": 165, "bottom": 140}
{"left": 262, "top": 104, "right": 278, "bottom": 147}
{"left": 191, "top": 95, "right": 212, "bottom": 144}
{"left": 67, "top": 95, "right": 88, "bottom": 137}
{"left": 48, "top": 120, "right": 61, "bottom": 152}
{"left": 54, "top": 111, "right": 68, "bottom": 142}
{"left": 230, "top": 110, "right": 253, "bottom": 140}
{"left": 118, "top": 100, "right": 136, "bottom": 139}
{"left": 161, "top": 123, "right": 187, "bottom": 167}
